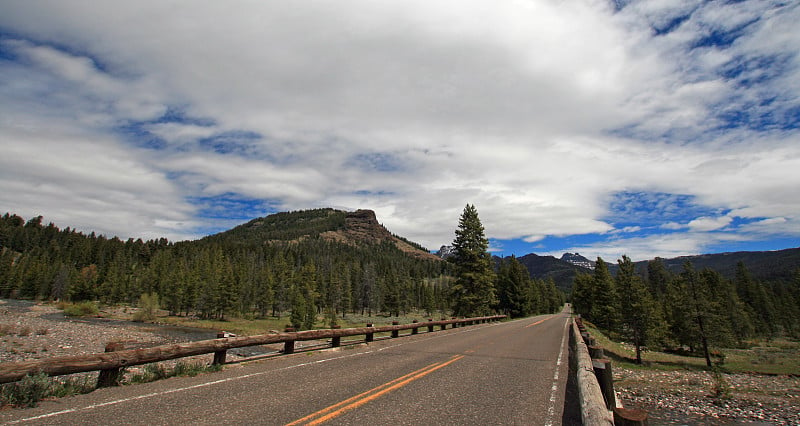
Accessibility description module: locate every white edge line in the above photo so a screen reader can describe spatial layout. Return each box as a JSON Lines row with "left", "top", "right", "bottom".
{"left": 8, "top": 320, "right": 507, "bottom": 424}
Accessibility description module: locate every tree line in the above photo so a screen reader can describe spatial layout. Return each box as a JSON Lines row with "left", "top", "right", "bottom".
{"left": 0, "top": 213, "right": 452, "bottom": 327}
{"left": 0, "top": 209, "right": 563, "bottom": 330}
{"left": 572, "top": 255, "right": 800, "bottom": 366}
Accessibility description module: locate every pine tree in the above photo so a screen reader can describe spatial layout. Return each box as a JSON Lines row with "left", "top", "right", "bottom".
{"left": 449, "top": 204, "right": 496, "bottom": 317}
{"left": 734, "top": 262, "right": 775, "bottom": 337}
{"left": 589, "top": 258, "right": 619, "bottom": 332}
{"left": 669, "top": 263, "right": 733, "bottom": 367}
{"left": 616, "top": 255, "right": 662, "bottom": 364}
{"left": 496, "top": 256, "right": 532, "bottom": 318}
{"left": 571, "top": 273, "right": 594, "bottom": 319}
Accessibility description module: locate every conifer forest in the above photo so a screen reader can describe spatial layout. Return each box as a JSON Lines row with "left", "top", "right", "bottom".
{"left": 0, "top": 210, "right": 562, "bottom": 329}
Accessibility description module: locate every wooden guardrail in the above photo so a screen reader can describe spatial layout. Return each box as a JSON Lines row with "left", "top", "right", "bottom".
{"left": 0, "top": 315, "right": 505, "bottom": 386}
{"left": 573, "top": 316, "right": 648, "bottom": 426}
{"left": 571, "top": 317, "right": 615, "bottom": 425}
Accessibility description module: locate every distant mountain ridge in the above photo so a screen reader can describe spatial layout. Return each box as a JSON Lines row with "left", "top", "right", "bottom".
{"left": 492, "top": 248, "right": 800, "bottom": 293}
{"left": 498, "top": 253, "right": 592, "bottom": 292}
{"left": 631, "top": 247, "right": 800, "bottom": 284}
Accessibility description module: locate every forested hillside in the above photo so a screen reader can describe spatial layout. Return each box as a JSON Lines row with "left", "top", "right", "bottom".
{"left": 572, "top": 256, "right": 800, "bottom": 366}
{"left": 0, "top": 209, "right": 567, "bottom": 328}
{"left": 0, "top": 210, "right": 453, "bottom": 328}
{"left": 635, "top": 248, "right": 800, "bottom": 285}
{"left": 509, "top": 253, "right": 592, "bottom": 292}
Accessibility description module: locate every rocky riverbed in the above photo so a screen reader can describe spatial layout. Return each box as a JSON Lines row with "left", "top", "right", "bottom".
{"left": 616, "top": 366, "right": 800, "bottom": 425}
{"left": 0, "top": 300, "right": 220, "bottom": 364}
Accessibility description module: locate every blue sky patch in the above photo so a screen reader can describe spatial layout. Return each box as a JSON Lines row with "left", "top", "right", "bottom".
{"left": 720, "top": 54, "right": 792, "bottom": 89}
{"left": 116, "top": 122, "right": 168, "bottom": 150}
{"left": 691, "top": 18, "right": 760, "bottom": 50}
{"left": 604, "top": 191, "right": 721, "bottom": 229}
{"left": 652, "top": 13, "right": 693, "bottom": 36}
{"left": 153, "top": 106, "right": 216, "bottom": 127}
{"left": 198, "top": 130, "right": 262, "bottom": 156}
{"left": 188, "top": 193, "right": 276, "bottom": 235}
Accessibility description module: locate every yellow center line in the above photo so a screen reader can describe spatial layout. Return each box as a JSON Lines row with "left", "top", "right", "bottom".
{"left": 525, "top": 315, "right": 556, "bottom": 328}
{"left": 287, "top": 355, "right": 465, "bottom": 426}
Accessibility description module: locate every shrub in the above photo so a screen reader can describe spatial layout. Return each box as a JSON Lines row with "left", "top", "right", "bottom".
{"left": 132, "top": 293, "right": 159, "bottom": 322}
{"left": 62, "top": 301, "right": 99, "bottom": 317}
{"left": 0, "top": 373, "right": 96, "bottom": 408}
{"left": 0, "top": 373, "right": 51, "bottom": 408}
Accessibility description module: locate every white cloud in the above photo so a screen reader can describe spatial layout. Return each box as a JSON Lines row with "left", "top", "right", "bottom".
{"left": 688, "top": 216, "right": 733, "bottom": 232}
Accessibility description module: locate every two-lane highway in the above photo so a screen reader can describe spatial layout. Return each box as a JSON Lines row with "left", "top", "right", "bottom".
{"left": 1, "top": 311, "right": 572, "bottom": 425}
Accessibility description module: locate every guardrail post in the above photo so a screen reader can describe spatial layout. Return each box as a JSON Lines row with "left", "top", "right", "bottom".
{"left": 427, "top": 319, "right": 434, "bottom": 332}
{"left": 588, "top": 345, "right": 604, "bottom": 359}
{"left": 213, "top": 331, "right": 229, "bottom": 365}
{"left": 592, "top": 358, "right": 615, "bottom": 409}
{"left": 440, "top": 318, "right": 447, "bottom": 331}
{"left": 366, "top": 323, "right": 374, "bottom": 342}
{"left": 451, "top": 317, "right": 458, "bottom": 328}
{"left": 331, "top": 325, "right": 341, "bottom": 347}
{"left": 614, "top": 407, "right": 649, "bottom": 426}
{"left": 96, "top": 342, "right": 126, "bottom": 388}
{"left": 284, "top": 326, "right": 296, "bottom": 354}
{"left": 411, "top": 320, "right": 419, "bottom": 335}
{"left": 391, "top": 321, "right": 400, "bottom": 338}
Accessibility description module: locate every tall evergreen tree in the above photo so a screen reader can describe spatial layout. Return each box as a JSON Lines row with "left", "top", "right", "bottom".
{"left": 449, "top": 204, "right": 496, "bottom": 317}
{"left": 616, "top": 255, "right": 662, "bottom": 364}
{"left": 571, "top": 272, "right": 594, "bottom": 319}
{"left": 589, "top": 258, "right": 619, "bottom": 332}
{"left": 496, "top": 256, "right": 532, "bottom": 318}
{"left": 668, "top": 263, "right": 732, "bottom": 367}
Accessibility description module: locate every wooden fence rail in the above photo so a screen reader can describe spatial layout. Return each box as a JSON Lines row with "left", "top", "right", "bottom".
{"left": 0, "top": 315, "right": 505, "bottom": 385}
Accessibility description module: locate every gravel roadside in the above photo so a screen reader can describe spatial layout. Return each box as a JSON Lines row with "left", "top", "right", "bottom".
{"left": 616, "top": 367, "right": 800, "bottom": 425}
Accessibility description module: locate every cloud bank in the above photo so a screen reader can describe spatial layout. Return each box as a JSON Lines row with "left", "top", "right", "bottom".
{"left": 0, "top": 0, "right": 798, "bottom": 260}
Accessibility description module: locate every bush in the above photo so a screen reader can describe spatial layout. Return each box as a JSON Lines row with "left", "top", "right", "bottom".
{"left": 0, "top": 373, "right": 51, "bottom": 408}
{"left": 125, "top": 361, "right": 221, "bottom": 384}
{"left": 0, "top": 373, "right": 96, "bottom": 408}
{"left": 62, "top": 301, "right": 99, "bottom": 317}
{"left": 132, "top": 293, "right": 159, "bottom": 322}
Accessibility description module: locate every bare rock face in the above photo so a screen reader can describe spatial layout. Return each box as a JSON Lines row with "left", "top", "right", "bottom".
{"left": 343, "top": 209, "right": 391, "bottom": 243}
{"left": 322, "top": 209, "right": 440, "bottom": 261}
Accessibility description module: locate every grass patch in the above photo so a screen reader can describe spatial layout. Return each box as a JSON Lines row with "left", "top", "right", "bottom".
{"left": 0, "top": 373, "right": 95, "bottom": 408}
{"left": 586, "top": 325, "right": 800, "bottom": 375}
{"left": 124, "top": 361, "right": 222, "bottom": 385}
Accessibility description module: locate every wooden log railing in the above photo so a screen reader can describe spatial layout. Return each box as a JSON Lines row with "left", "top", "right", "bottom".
{"left": 573, "top": 316, "right": 649, "bottom": 426}
{"left": 0, "top": 315, "right": 506, "bottom": 385}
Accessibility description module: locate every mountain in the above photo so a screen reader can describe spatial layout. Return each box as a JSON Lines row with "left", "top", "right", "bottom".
{"left": 560, "top": 253, "right": 595, "bottom": 270}
{"left": 632, "top": 247, "right": 800, "bottom": 284}
{"left": 204, "top": 208, "right": 440, "bottom": 261}
{"left": 508, "top": 253, "right": 593, "bottom": 292}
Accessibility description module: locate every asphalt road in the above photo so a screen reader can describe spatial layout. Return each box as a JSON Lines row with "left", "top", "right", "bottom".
{"left": 1, "top": 310, "right": 574, "bottom": 425}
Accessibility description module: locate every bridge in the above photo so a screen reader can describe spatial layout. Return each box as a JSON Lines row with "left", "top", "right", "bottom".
{"left": 0, "top": 307, "right": 632, "bottom": 425}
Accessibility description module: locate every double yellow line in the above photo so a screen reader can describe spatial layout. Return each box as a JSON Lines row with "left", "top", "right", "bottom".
{"left": 286, "top": 354, "right": 465, "bottom": 425}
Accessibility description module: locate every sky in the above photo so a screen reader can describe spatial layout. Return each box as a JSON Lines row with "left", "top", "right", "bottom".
{"left": 0, "top": 0, "right": 798, "bottom": 262}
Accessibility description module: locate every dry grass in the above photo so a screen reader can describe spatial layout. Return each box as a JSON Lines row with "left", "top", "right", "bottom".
{"left": 586, "top": 325, "right": 800, "bottom": 375}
